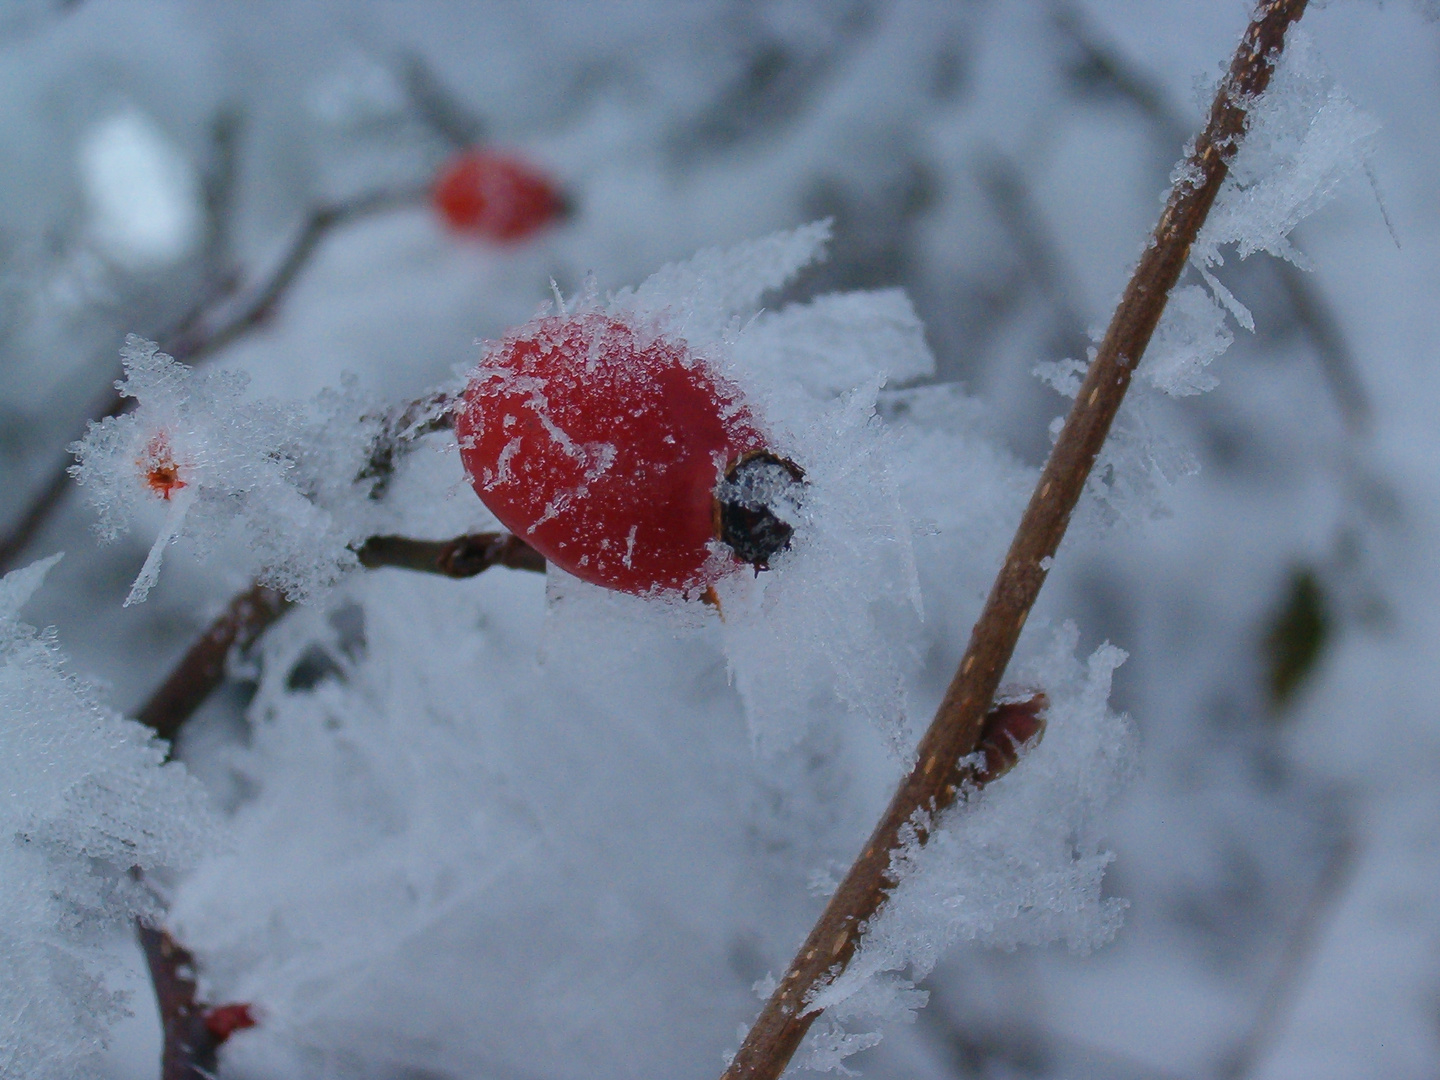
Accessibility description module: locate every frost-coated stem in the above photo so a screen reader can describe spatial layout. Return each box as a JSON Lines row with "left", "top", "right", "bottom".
{"left": 136, "top": 581, "right": 292, "bottom": 745}
{"left": 355, "top": 532, "right": 546, "bottom": 578}
{"left": 720, "top": 3, "right": 1310, "bottom": 1078}
{"left": 136, "top": 923, "right": 223, "bottom": 1080}
{"left": 135, "top": 533, "right": 543, "bottom": 749}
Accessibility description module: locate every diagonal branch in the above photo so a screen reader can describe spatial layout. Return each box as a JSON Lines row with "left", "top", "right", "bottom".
{"left": 1053, "top": 0, "right": 1369, "bottom": 431}
{"left": 135, "top": 581, "right": 292, "bottom": 743}
{"left": 719, "top": 3, "right": 1311, "bottom": 1078}
{"left": 136, "top": 532, "right": 543, "bottom": 749}
{"left": 167, "top": 186, "right": 427, "bottom": 364}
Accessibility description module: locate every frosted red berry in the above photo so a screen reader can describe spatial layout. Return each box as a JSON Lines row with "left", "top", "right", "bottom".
{"left": 457, "top": 312, "right": 800, "bottom": 596}
{"left": 432, "top": 150, "right": 565, "bottom": 242}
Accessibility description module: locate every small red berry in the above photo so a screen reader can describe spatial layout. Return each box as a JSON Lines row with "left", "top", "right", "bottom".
{"left": 457, "top": 312, "right": 802, "bottom": 596}
{"left": 202, "top": 1002, "right": 257, "bottom": 1043}
{"left": 432, "top": 150, "right": 565, "bottom": 242}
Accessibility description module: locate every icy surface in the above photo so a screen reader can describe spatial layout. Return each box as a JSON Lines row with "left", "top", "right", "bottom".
{"left": 0, "top": 557, "right": 215, "bottom": 1080}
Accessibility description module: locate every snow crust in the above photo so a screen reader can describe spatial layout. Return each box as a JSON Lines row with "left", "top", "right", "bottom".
{"left": 0, "top": 557, "right": 216, "bottom": 1080}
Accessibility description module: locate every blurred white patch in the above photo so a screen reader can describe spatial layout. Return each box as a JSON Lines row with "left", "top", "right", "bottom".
{"left": 79, "top": 110, "right": 202, "bottom": 270}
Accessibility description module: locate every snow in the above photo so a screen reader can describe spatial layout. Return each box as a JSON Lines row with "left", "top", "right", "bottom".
{"left": 1141, "top": 284, "right": 1232, "bottom": 397}
{"left": 79, "top": 110, "right": 203, "bottom": 271}
{"left": 0, "top": 2, "right": 1433, "bottom": 1079}
{"left": 1195, "top": 29, "right": 1381, "bottom": 274}
{"left": 0, "top": 557, "right": 216, "bottom": 1080}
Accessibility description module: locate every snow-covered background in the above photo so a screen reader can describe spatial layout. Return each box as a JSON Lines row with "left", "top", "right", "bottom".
{"left": 1, "top": 2, "right": 1436, "bottom": 1078}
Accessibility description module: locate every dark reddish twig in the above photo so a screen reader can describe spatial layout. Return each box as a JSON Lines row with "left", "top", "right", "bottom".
{"left": 137, "top": 921, "right": 257, "bottom": 1080}
{"left": 135, "top": 582, "right": 292, "bottom": 744}
{"left": 720, "top": 4, "right": 1311, "bottom": 1078}
{"left": 168, "top": 187, "right": 426, "bottom": 363}
{"left": 135, "top": 923, "right": 227, "bottom": 1080}
{"left": 397, "top": 50, "right": 487, "bottom": 150}
{"left": 355, "top": 531, "right": 547, "bottom": 578}
{"left": 132, "top": 529, "right": 543, "bottom": 1074}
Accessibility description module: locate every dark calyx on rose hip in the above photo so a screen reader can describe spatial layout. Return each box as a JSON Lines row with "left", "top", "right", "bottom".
{"left": 714, "top": 451, "right": 806, "bottom": 572}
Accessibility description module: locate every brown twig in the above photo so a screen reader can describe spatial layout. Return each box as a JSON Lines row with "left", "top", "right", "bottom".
{"left": 132, "top": 529, "right": 542, "bottom": 1075}
{"left": 1053, "top": 0, "right": 1369, "bottom": 432}
{"left": 0, "top": 186, "right": 425, "bottom": 574}
{"left": 135, "top": 533, "right": 542, "bottom": 749}
{"left": 354, "top": 390, "right": 458, "bottom": 501}
{"left": 720, "top": 4, "right": 1310, "bottom": 1078}
{"left": 168, "top": 187, "right": 427, "bottom": 364}
{"left": 355, "top": 531, "right": 547, "bottom": 578}
{"left": 397, "top": 50, "right": 487, "bottom": 150}
{"left": 135, "top": 922, "right": 223, "bottom": 1080}
{"left": 135, "top": 581, "right": 292, "bottom": 744}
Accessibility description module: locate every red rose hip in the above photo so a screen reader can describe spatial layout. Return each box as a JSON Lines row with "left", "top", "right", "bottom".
{"left": 456, "top": 312, "right": 802, "bottom": 595}
{"left": 432, "top": 150, "right": 566, "bottom": 242}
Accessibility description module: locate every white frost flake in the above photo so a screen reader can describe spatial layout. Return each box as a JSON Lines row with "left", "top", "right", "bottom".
{"left": 0, "top": 557, "right": 217, "bottom": 1080}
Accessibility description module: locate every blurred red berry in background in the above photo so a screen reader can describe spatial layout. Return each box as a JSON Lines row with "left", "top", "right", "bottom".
{"left": 203, "top": 1002, "right": 257, "bottom": 1043}
{"left": 432, "top": 150, "right": 566, "bottom": 242}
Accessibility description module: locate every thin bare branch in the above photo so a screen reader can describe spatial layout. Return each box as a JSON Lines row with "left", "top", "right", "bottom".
{"left": 0, "top": 449, "right": 79, "bottom": 572}
{"left": 135, "top": 582, "right": 292, "bottom": 744}
{"left": 398, "top": 51, "right": 487, "bottom": 150}
{"left": 720, "top": 4, "right": 1311, "bottom": 1077}
{"left": 1272, "top": 259, "right": 1370, "bottom": 431}
{"left": 167, "top": 185, "right": 427, "bottom": 364}
{"left": 355, "top": 531, "right": 547, "bottom": 578}
{"left": 1218, "top": 832, "right": 1358, "bottom": 1079}
{"left": 354, "top": 390, "right": 458, "bottom": 500}
{"left": 135, "top": 922, "right": 222, "bottom": 1080}
{"left": 135, "top": 533, "right": 542, "bottom": 750}
{"left": 1053, "top": 0, "right": 1369, "bottom": 431}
